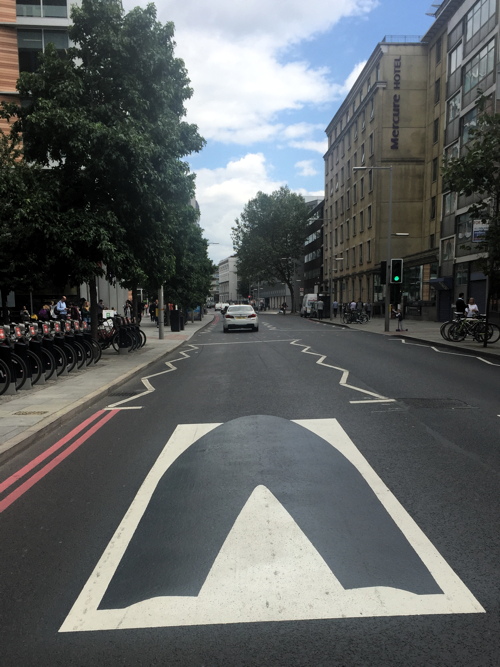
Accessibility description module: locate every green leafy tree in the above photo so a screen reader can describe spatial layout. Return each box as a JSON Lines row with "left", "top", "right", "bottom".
{"left": 442, "top": 94, "right": 500, "bottom": 336}
{"left": 0, "top": 132, "right": 58, "bottom": 322}
{"left": 231, "top": 186, "right": 310, "bottom": 311}
{"left": 1, "top": 0, "right": 204, "bottom": 334}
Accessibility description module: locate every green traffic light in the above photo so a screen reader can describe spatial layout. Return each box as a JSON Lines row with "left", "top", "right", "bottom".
{"left": 394, "top": 276, "right": 400, "bottom": 281}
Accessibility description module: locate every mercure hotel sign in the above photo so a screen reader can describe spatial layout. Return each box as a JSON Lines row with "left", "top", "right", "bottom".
{"left": 391, "top": 57, "right": 401, "bottom": 150}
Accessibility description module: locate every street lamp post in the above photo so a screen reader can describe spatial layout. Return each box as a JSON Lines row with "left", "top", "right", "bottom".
{"left": 353, "top": 165, "right": 393, "bottom": 332}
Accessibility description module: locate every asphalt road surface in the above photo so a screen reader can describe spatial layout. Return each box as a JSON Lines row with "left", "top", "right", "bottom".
{"left": 1, "top": 312, "right": 499, "bottom": 666}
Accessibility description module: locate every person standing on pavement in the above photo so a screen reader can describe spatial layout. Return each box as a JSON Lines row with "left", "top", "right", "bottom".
{"left": 55, "top": 296, "right": 68, "bottom": 320}
{"left": 332, "top": 300, "right": 338, "bottom": 318}
{"left": 316, "top": 299, "right": 324, "bottom": 320}
{"left": 465, "top": 297, "right": 479, "bottom": 318}
{"left": 456, "top": 293, "right": 466, "bottom": 316}
{"left": 365, "top": 302, "right": 372, "bottom": 320}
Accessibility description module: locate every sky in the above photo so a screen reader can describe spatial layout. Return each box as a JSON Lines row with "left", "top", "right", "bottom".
{"left": 122, "top": 0, "right": 437, "bottom": 265}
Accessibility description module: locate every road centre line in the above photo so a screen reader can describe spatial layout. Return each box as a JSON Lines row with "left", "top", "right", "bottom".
{"left": 0, "top": 410, "right": 119, "bottom": 514}
{"left": 290, "top": 340, "right": 396, "bottom": 403}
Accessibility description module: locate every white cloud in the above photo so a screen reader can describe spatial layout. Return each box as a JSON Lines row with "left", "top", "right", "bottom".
{"left": 123, "top": 0, "right": 377, "bottom": 147}
{"left": 295, "top": 160, "right": 319, "bottom": 177}
{"left": 194, "top": 153, "right": 284, "bottom": 263}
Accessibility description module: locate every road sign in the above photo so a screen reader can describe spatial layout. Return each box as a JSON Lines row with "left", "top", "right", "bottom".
{"left": 60, "top": 418, "right": 484, "bottom": 632}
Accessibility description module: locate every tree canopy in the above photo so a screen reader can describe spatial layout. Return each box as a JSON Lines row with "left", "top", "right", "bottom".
{"left": 231, "top": 186, "right": 310, "bottom": 311}
{"left": 0, "top": 0, "right": 208, "bottom": 325}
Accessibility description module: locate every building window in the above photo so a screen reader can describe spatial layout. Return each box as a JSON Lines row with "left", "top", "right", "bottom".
{"left": 463, "top": 39, "right": 495, "bottom": 94}
{"left": 461, "top": 106, "right": 477, "bottom": 144}
{"left": 352, "top": 247, "right": 356, "bottom": 266}
{"left": 360, "top": 210, "right": 364, "bottom": 231}
{"left": 445, "top": 142, "right": 459, "bottom": 161}
{"left": 430, "top": 196, "right": 436, "bottom": 219}
{"left": 353, "top": 183, "right": 357, "bottom": 204}
{"left": 340, "top": 224, "right": 344, "bottom": 243}
{"left": 433, "top": 118, "right": 439, "bottom": 144}
{"left": 368, "top": 169, "right": 373, "bottom": 192}
{"left": 346, "top": 220, "right": 350, "bottom": 240}
{"left": 443, "top": 191, "right": 457, "bottom": 215}
{"left": 434, "top": 78, "right": 441, "bottom": 104}
{"left": 360, "top": 177, "right": 364, "bottom": 199}
{"left": 449, "top": 43, "right": 463, "bottom": 74}
{"left": 346, "top": 189, "right": 350, "bottom": 210}
{"left": 465, "top": 0, "right": 496, "bottom": 43}
{"left": 370, "top": 98, "right": 374, "bottom": 120}
{"left": 18, "top": 29, "right": 69, "bottom": 72}
{"left": 447, "top": 93, "right": 461, "bottom": 123}
{"left": 352, "top": 215, "right": 356, "bottom": 236}
{"left": 17, "top": 0, "right": 67, "bottom": 18}
{"left": 432, "top": 157, "right": 438, "bottom": 182}
{"left": 435, "top": 37, "right": 442, "bottom": 64}
{"left": 369, "top": 133, "right": 374, "bottom": 155}
{"left": 359, "top": 243, "right": 363, "bottom": 265}
{"left": 335, "top": 228, "right": 338, "bottom": 246}
{"left": 367, "top": 205, "right": 372, "bottom": 228}
{"left": 361, "top": 143, "right": 365, "bottom": 164}
{"left": 367, "top": 239, "right": 371, "bottom": 262}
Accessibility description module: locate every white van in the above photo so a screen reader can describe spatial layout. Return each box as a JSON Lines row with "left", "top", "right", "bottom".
{"left": 300, "top": 294, "right": 318, "bottom": 317}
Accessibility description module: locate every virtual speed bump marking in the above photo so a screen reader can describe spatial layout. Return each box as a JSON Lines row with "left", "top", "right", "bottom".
{"left": 60, "top": 417, "right": 484, "bottom": 631}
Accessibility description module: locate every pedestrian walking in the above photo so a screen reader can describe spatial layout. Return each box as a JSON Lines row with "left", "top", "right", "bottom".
{"left": 332, "top": 300, "right": 338, "bottom": 318}
{"left": 365, "top": 302, "right": 372, "bottom": 320}
{"left": 281, "top": 301, "right": 288, "bottom": 315}
{"left": 316, "top": 299, "right": 324, "bottom": 320}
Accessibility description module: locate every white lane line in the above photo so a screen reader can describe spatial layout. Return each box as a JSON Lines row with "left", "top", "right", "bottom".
{"left": 290, "top": 340, "right": 395, "bottom": 403}
{"left": 392, "top": 339, "right": 500, "bottom": 366}
{"left": 105, "top": 346, "right": 198, "bottom": 410}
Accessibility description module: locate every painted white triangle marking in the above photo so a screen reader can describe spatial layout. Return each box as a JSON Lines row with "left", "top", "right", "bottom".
{"left": 60, "top": 420, "right": 484, "bottom": 632}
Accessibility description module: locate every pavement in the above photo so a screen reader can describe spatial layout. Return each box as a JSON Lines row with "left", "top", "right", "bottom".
{"left": 1, "top": 311, "right": 498, "bottom": 459}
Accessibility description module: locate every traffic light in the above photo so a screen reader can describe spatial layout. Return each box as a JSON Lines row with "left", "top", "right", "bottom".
{"left": 390, "top": 259, "right": 403, "bottom": 284}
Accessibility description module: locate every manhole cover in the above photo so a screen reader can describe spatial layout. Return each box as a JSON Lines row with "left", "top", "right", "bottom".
{"left": 14, "top": 410, "right": 49, "bottom": 415}
{"left": 400, "top": 398, "right": 474, "bottom": 409}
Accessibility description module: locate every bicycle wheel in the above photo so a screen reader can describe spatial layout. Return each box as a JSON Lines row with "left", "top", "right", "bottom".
{"left": 39, "top": 347, "right": 56, "bottom": 381}
{"left": 342, "top": 312, "right": 350, "bottom": 324}
{"left": 474, "top": 322, "right": 500, "bottom": 344}
{"left": 447, "top": 322, "right": 466, "bottom": 341}
{"left": 73, "top": 341, "right": 87, "bottom": 369}
{"left": 63, "top": 343, "right": 77, "bottom": 372}
{"left": 138, "top": 329, "right": 147, "bottom": 348}
{"left": 90, "top": 338, "right": 102, "bottom": 363}
{"left": 52, "top": 345, "right": 68, "bottom": 376}
{"left": 440, "top": 321, "right": 454, "bottom": 341}
{"left": 81, "top": 339, "right": 94, "bottom": 366}
{"left": 358, "top": 313, "right": 369, "bottom": 324}
{"left": 27, "top": 350, "right": 43, "bottom": 385}
{"left": 11, "top": 352, "right": 28, "bottom": 390}
{"left": 112, "top": 331, "right": 133, "bottom": 352}
{"left": 0, "top": 357, "right": 11, "bottom": 395}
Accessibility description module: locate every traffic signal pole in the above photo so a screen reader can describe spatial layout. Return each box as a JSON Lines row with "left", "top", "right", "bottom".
{"left": 384, "top": 167, "right": 393, "bottom": 333}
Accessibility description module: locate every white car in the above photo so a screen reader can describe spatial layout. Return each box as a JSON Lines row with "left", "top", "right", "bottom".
{"left": 223, "top": 305, "right": 259, "bottom": 332}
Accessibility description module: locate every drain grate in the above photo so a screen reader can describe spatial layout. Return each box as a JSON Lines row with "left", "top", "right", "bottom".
{"left": 108, "top": 391, "right": 142, "bottom": 397}
{"left": 14, "top": 410, "right": 49, "bottom": 415}
{"left": 399, "top": 398, "right": 474, "bottom": 410}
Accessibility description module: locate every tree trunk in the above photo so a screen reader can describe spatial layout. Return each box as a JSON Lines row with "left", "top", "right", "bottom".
{"left": 1, "top": 289, "right": 10, "bottom": 324}
{"left": 89, "top": 275, "right": 98, "bottom": 340}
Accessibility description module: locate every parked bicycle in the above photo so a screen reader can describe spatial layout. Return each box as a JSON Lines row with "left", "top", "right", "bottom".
{"left": 440, "top": 313, "right": 500, "bottom": 344}
{"left": 342, "top": 310, "right": 369, "bottom": 324}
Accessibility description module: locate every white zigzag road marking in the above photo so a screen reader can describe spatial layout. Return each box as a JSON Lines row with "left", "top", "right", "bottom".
{"left": 394, "top": 339, "right": 500, "bottom": 366}
{"left": 289, "top": 340, "right": 395, "bottom": 403}
{"left": 105, "top": 345, "right": 199, "bottom": 410}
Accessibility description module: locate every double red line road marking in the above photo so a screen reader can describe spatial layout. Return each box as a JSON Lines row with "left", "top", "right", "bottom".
{"left": 0, "top": 409, "right": 119, "bottom": 514}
